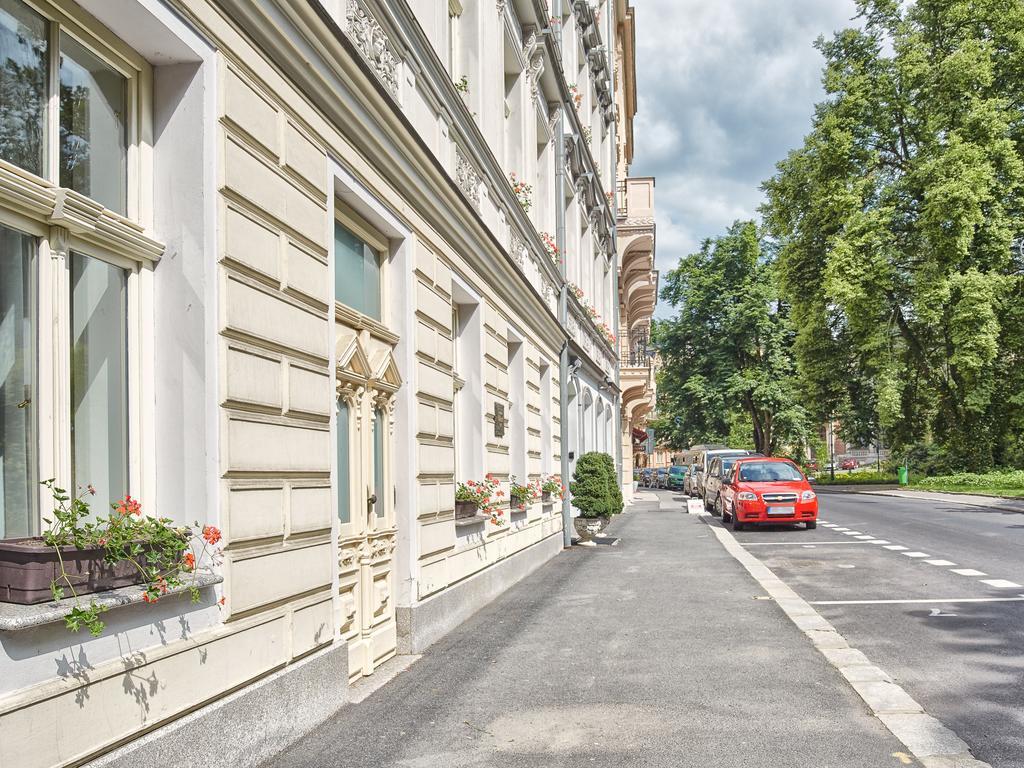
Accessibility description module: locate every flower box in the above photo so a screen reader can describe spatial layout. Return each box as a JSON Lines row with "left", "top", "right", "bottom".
{"left": 455, "top": 500, "right": 480, "bottom": 520}
{"left": 0, "top": 538, "right": 148, "bottom": 605}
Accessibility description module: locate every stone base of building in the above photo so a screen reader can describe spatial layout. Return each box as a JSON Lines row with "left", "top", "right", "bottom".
{"left": 396, "top": 532, "right": 563, "bottom": 655}
{"left": 86, "top": 642, "right": 349, "bottom": 768}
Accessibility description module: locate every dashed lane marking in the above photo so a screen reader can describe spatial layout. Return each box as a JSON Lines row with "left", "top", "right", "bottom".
{"left": 854, "top": 535, "right": 875, "bottom": 539}
{"left": 741, "top": 541, "right": 876, "bottom": 546}
{"left": 809, "top": 596, "right": 1024, "bottom": 605}
{"left": 979, "top": 579, "right": 1023, "bottom": 589}
{"left": 867, "top": 540, "right": 891, "bottom": 544}
{"left": 924, "top": 560, "right": 956, "bottom": 567}
{"left": 844, "top": 530, "right": 864, "bottom": 535}
{"left": 950, "top": 569, "right": 987, "bottom": 577}
{"left": 832, "top": 527, "right": 850, "bottom": 531}
{"left": 884, "top": 545, "right": 909, "bottom": 551}
{"left": 902, "top": 552, "right": 931, "bottom": 558}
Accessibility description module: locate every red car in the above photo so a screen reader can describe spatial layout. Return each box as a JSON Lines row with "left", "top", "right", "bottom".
{"left": 718, "top": 457, "right": 818, "bottom": 531}
{"left": 840, "top": 458, "right": 858, "bottom": 471}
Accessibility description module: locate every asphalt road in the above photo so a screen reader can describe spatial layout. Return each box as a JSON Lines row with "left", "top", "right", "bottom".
{"left": 264, "top": 493, "right": 910, "bottom": 768}
{"left": 709, "top": 490, "right": 1024, "bottom": 768}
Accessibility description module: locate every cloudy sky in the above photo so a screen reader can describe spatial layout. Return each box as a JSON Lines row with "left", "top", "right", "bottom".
{"left": 629, "top": 0, "right": 860, "bottom": 315}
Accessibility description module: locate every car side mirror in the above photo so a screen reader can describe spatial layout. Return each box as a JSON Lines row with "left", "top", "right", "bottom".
{"left": 807, "top": 476, "right": 817, "bottom": 484}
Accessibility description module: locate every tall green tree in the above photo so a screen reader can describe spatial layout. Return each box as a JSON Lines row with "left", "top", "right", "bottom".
{"left": 654, "top": 221, "right": 811, "bottom": 456}
{"left": 762, "top": 0, "right": 1024, "bottom": 471}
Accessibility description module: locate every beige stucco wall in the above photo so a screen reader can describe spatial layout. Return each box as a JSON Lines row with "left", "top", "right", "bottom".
{"left": 0, "top": 0, "right": 570, "bottom": 765}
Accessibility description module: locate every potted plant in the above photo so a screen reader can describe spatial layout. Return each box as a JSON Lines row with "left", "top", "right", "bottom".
{"left": 569, "top": 452, "right": 619, "bottom": 544}
{"left": 540, "top": 474, "right": 565, "bottom": 503}
{"left": 509, "top": 172, "right": 533, "bottom": 212}
{"left": 508, "top": 477, "right": 540, "bottom": 512}
{"left": 0, "top": 480, "right": 223, "bottom": 636}
{"left": 455, "top": 475, "right": 506, "bottom": 526}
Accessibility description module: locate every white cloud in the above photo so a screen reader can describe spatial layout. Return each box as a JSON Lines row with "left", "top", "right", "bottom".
{"left": 629, "top": 0, "right": 860, "bottom": 316}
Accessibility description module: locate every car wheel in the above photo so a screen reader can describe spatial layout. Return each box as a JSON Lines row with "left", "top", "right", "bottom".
{"left": 732, "top": 514, "right": 744, "bottom": 531}
{"left": 806, "top": 521, "right": 817, "bottom": 530}
{"left": 709, "top": 494, "right": 720, "bottom": 516}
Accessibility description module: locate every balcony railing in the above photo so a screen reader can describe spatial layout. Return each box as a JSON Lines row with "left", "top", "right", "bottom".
{"left": 621, "top": 329, "right": 655, "bottom": 368}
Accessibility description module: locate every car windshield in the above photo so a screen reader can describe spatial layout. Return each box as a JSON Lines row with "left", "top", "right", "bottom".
{"left": 670, "top": 467, "right": 684, "bottom": 475}
{"left": 737, "top": 461, "right": 803, "bottom": 482}
{"left": 721, "top": 458, "right": 738, "bottom": 473}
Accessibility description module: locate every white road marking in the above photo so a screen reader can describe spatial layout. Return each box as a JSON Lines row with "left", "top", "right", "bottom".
{"left": 741, "top": 541, "right": 876, "bottom": 546}
{"left": 867, "top": 540, "right": 890, "bottom": 544}
{"left": 832, "top": 527, "right": 850, "bottom": 531}
{"left": 928, "top": 608, "right": 957, "bottom": 617}
{"left": 980, "top": 579, "right": 1023, "bottom": 589}
{"left": 809, "top": 596, "right": 1024, "bottom": 605}
{"left": 844, "top": 530, "right": 863, "bottom": 535}
{"left": 854, "top": 535, "right": 875, "bottom": 540}
{"left": 902, "top": 552, "right": 931, "bottom": 558}
{"left": 884, "top": 545, "right": 909, "bottom": 551}
{"left": 924, "top": 560, "right": 956, "bottom": 567}
{"left": 950, "top": 568, "right": 987, "bottom": 577}
{"left": 706, "top": 522, "right": 993, "bottom": 766}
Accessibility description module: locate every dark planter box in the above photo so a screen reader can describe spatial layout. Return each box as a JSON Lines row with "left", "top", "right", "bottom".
{"left": 0, "top": 538, "right": 147, "bottom": 605}
{"left": 455, "top": 500, "right": 480, "bottom": 520}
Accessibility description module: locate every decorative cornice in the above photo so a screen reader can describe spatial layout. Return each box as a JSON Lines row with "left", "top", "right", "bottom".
{"left": 345, "top": 0, "right": 400, "bottom": 98}
{"left": 455, "top": 147, "right": 482, "bottom": 210}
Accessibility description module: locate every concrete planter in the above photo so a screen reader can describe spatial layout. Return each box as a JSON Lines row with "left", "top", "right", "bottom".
{"left": 573, "top": 516, "right": 610, "bottom": 544}
{"left": 0, "top": 538, "right": 147, "bottom": 605}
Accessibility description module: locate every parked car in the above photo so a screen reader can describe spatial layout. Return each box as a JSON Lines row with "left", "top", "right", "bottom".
{"left": 655, "top": 468, "right": 669, "bottom": 489}
{"left": 668, "top": 465, "right": 687, "bottom": 490}
{"left": 703, "top": 455, "right": 746, "bottom": 514}
{"left": 684, "top": 463, "right": 700, "bottom": 496}
{"left": 718, "top": 457, "right": 818, "bottom": 531}
{"left": 694, "top": 449, "right": 754, "bottom": 500}
{"left": 641, "top": 468, "right": 654, "bottom": 488}
{"left": 839, "top": 458, "right": 858, "bottom": 471}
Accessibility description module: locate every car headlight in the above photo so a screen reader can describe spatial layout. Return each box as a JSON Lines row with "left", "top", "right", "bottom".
{"left": 801, "top": 490, "right": 816, "bottom": 501}
{"left": 737, "top": 492, "right": 758, "bottom": 501}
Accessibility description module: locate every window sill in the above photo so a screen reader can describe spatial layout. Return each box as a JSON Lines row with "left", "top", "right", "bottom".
{"left": 454, "top": 512, "right": 492, "bottom": 529}
{"left": 0, "top": 572, "right": 222, "bottom": 632}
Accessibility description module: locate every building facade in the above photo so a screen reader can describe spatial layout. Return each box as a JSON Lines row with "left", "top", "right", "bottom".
{"left": 0, "top": 0, "right": 623, "bottom": 765}
{"left": 613, "top": 1, "right": 657, "bottom": 500}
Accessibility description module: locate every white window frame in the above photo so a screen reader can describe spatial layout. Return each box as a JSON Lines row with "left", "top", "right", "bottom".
{"left": 0, "top": 0, "right": 153, "bottom": 536}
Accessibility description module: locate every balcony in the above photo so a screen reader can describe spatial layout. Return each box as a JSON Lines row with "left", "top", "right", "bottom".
{"left": 617, "top": 177, "right": 657, "bottom": 330}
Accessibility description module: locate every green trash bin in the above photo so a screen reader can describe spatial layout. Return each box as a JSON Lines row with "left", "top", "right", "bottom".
{"left": 897, "top": 466, "right": 909, "bottom": 486}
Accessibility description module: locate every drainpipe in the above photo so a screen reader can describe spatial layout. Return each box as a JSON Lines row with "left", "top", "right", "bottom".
{"left": 554, "top": 0, "right": 572, "bottom": 547}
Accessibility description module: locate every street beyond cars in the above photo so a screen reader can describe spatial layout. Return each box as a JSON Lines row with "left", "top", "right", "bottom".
{"left": 668, "top": 465, "right": 688, "bottom": 490}
{"left": 719, "top": 457, "right": 818, "bottom": 531}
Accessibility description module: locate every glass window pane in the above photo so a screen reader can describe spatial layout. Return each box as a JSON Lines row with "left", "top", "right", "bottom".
{"left": 0, "top": 0, "right": 48, "bottom": 177}
{"left": 71, "top": 252, "right": 127, "bottom": 510}
{"left": 334, "top": 220, "right": 381, "bottom": 319}
{"left": 337, "top": 399, "right": 349, "bottom": 524}
{"left": 59, "top": 33, "right": 127, "bottom": 214}
{"left": 0, "top": 224, "right": 34, "bottom": 539}
{"left": 373, "top": 408, "right": 384, "bottom": 518}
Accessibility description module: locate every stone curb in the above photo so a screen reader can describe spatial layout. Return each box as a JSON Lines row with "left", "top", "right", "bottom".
{"left": 705, "top": 522, "right": 992, "bottom": 768}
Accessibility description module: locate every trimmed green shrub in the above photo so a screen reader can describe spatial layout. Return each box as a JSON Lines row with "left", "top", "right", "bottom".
{"left": 570, "top": 452, "right": 620, "bottom": 517}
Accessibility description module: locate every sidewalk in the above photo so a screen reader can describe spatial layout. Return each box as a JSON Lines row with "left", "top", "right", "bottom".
{"left": 263, "top": 494, "right": 909, "bottom": 767}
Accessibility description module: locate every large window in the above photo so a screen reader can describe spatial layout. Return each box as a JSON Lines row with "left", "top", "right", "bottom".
{"left": 0, "top": 224, "right": 35, "bottom": 538}
{"left": 372, "top": 407, "right": 384, "bottom": 518}
{"left": 0, "top": 0, "right": 138, "bottom": 216}
{"left": 0, "top": 1, "right": 145, "bottom": 540}
{"left": 334, "top": 219, "right": 382, "bottom": 320}
{"left": 70, "top": 253, "right": 128, "bottom": 509}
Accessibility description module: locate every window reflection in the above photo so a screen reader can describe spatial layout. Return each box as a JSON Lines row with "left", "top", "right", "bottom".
{"left": 60, "top": 32, "right": 127, "bottom": 214}
{"left": 70, "top": 252, "right": 127, "bottom": 509}
{"left": 0, "top": 224, "right": 35, "bottom": 538}
{"left": 0, "top": 0, "right": 47, "bottom": 176}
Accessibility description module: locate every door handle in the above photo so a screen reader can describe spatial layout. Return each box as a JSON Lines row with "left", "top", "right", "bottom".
{"left": 368, "top": 493, "right": 378, "bottom": 506}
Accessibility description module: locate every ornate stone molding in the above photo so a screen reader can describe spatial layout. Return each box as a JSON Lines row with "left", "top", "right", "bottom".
{"left": 346, "top": 0, "right": 400, "bottom": 97}
{"left": 455, "top": 147, "right": 481, "bottom": 210}
{"left": 509, "top": 229, "right": 526, "bottom": 267}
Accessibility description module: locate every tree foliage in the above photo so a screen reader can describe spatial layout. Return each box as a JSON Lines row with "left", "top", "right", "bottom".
{"left": 654, "top": 222, "right": 812, "bottom": 456}
{"left": 762, "top": 0, "right": 1024, "bottom": 471}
